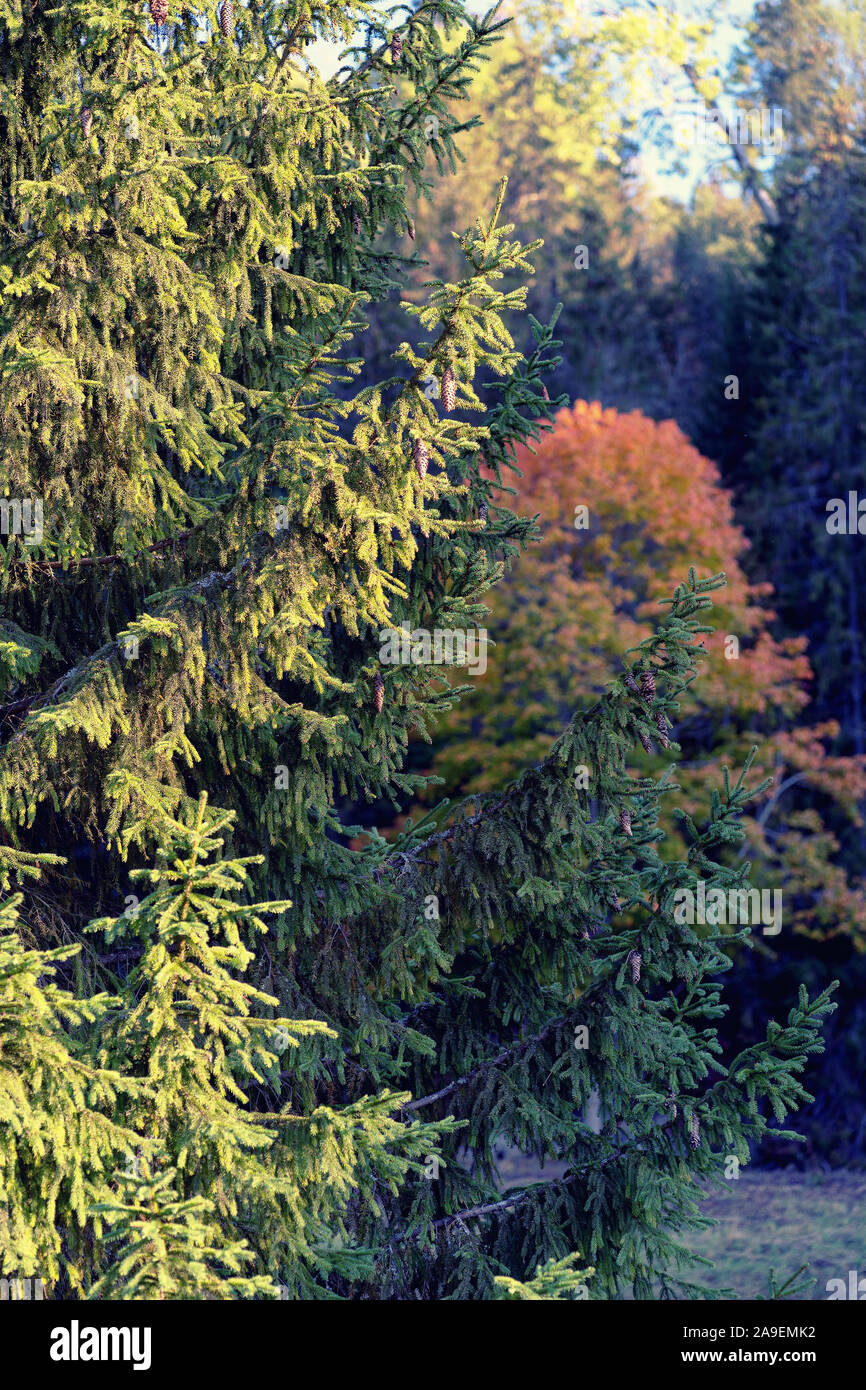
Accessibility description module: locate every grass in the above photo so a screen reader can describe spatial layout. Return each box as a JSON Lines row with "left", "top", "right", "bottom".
{"left": 673, "top": 1169, "right": 866, "bottom": 1300}
{"left": 494, "top": 1148, "right": 866, "bottom": 1299}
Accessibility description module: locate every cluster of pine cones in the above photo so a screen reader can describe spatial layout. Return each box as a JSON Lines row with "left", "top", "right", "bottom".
{"left": 149, "top": 2, "right": 233, "bottom": 34}
{"left": 624, "top": 664, "right": 674, "bottom": 753}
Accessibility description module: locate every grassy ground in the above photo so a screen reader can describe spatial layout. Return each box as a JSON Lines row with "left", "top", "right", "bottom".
{"left": 494, "top": 1150, "right": 866, "bottom": 1299}
{"left": 672, "top": 1169, "right": 866, "bottom": 1300}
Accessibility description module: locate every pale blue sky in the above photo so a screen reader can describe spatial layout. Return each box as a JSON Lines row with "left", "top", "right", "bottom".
{"left": 305, "top": 0, "right": 764, "bottom": 202}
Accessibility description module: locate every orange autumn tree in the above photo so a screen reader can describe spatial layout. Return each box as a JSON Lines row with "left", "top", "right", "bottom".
{"left": 417, "top": 401, "right": 866, "bottom": 947}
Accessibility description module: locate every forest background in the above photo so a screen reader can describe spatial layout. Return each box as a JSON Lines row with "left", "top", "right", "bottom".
{"left": 345, "top": 0, "right": 866, "bottom": 1167}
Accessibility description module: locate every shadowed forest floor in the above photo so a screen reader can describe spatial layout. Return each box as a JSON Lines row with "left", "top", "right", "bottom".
{"left": 494, "top": 1151, "right": 866, "bottom": 1299}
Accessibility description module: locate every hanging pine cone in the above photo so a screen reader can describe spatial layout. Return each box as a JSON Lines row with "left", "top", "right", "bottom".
{"left": 440, "top": 365, "right": 456, "bottom": 413}
{"left": 667, "top": 1093, "right": 678, "bottom": 1121}
{"left": 541, "top": 384, "right": 550, "bottom": 401}
{"left": 688, "top": 1113, "right": 701, "bottom": 1149}
{"left": 479, "top": 502, "right": 488, "bottom": 526}
{"left": 391, "top": 32, "right": 403, "bottom": 62}
{"left": 219, "top": 1, "right": 234, "bottom": 36}
{"left": 80, "top": 107, "right": 93, "bottom": 139}
{"left": 352, "top": 209, "right": 362, "bottom": 237}
{"left": 638, "top": 730, "right": 654, "bottom": 755}
{"left": 609, "top": 889, "right": 621, "bottom": 912}
{"left": 407, "top": 218, "right": 415, "bottom": 241}
{"left": 656, "top": 712, "right": 670, "bottom": 748}
{"left": 628, "top": 949, "right": 642, "bottom": 984}
{"left": 639, "top": 667, "right": 656, "bottom": 702}
{"left": 619, "top": 808, "right": 632, "bottom": 836}
{"left": 150, "top": 0, "right": 168, "bottom": 23}
{"left": 413, "top": 438, "right": 429, "bottom": 482}
{"left": 373, "top": 671, "right": 385, "bottom": 714}
{"left": 624, "top": 670, "right": 641, "bottom": 698}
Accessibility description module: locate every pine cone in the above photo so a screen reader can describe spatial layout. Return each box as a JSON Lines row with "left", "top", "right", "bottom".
{"left": 628, "top": 949, "right": 642, "bottom": 984}
{"left": 541, "top": 384, "right": 550, "bottom": 401}
{"left": 619, "top": 809, "right": 632, "bottom": 836}
{"left": 391, "top": 32, "right": 403, "bottom": 62}
{"left": 688, "top": 1113, "right": 701, "bottom": 1149}
{"left": 639, "top": 730, "right": 654, "bottom": 755}
{"left": 440, "top": 365, "right": 456, "bottom": 413}
{"left": 413, "top": 438, "right": 429, "bottom": 482}
{"left": 479, "top": 502, "right": 488, "bottom": 525}
{"left": 668, "top": 1093, "right": 678, "bottom": 1121}
{"left": 656, "top": 712, "right": 670, "bottom": 748}
{"left": 150, "top": 0, "right": 168, "bottom": 23}
{"left": 609, "top": 889, "right": 621, "bottom": 912}
{"left": 352, "top": 209, "right": 362, "bottom": 237}
{"left": 219, "top": 1, "right": 234, "bottom": 37}
{"left": 639, "top": 667, "right": 656, "bottom": 702}
{"left": 80, "top": 107, "right": 93, "bottom": 138}
{"left": 624, "top": 670, "right": 641, "bottom": 698}
{"left": 373, "top": 670, "right": 385, "bottom": 714}
{"left": 407, "top": 218, "right": 415, "bottom": 241}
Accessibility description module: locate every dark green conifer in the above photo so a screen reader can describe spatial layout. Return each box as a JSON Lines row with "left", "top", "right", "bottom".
{"left": 0, "top": 2, "right": 834, "bottom": 1299}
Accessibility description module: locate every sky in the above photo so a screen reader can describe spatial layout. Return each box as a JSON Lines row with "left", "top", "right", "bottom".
{"left": 303, "top": 0, "right": 763, "bottom": 202}
{"left": 639, "top": 0, "right": 764, "bottom": 198}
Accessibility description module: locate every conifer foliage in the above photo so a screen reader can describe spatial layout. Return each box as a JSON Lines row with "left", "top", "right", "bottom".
{"left": 87, "top": 1163, "right": 278, "bottom": 1301}
{"left": 0, "top": 2, "right": 834, "bottom": 1298}
{"left": 0, "top": 893, "right": 140, "bottom": 1290}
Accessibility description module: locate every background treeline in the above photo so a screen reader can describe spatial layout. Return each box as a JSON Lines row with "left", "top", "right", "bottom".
{"left": 354, "top": 0, "right": 866, "bottom": 1164}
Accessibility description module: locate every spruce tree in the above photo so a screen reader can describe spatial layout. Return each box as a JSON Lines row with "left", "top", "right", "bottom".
{"left": 87, "top": 1162, "right": 280, "bottom": 1301}
{"left": 0, "top": 893, "right": 140, "bottom": 1291}
{"left": 1, "top": 1, "right": 835, "bottom": 1299}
